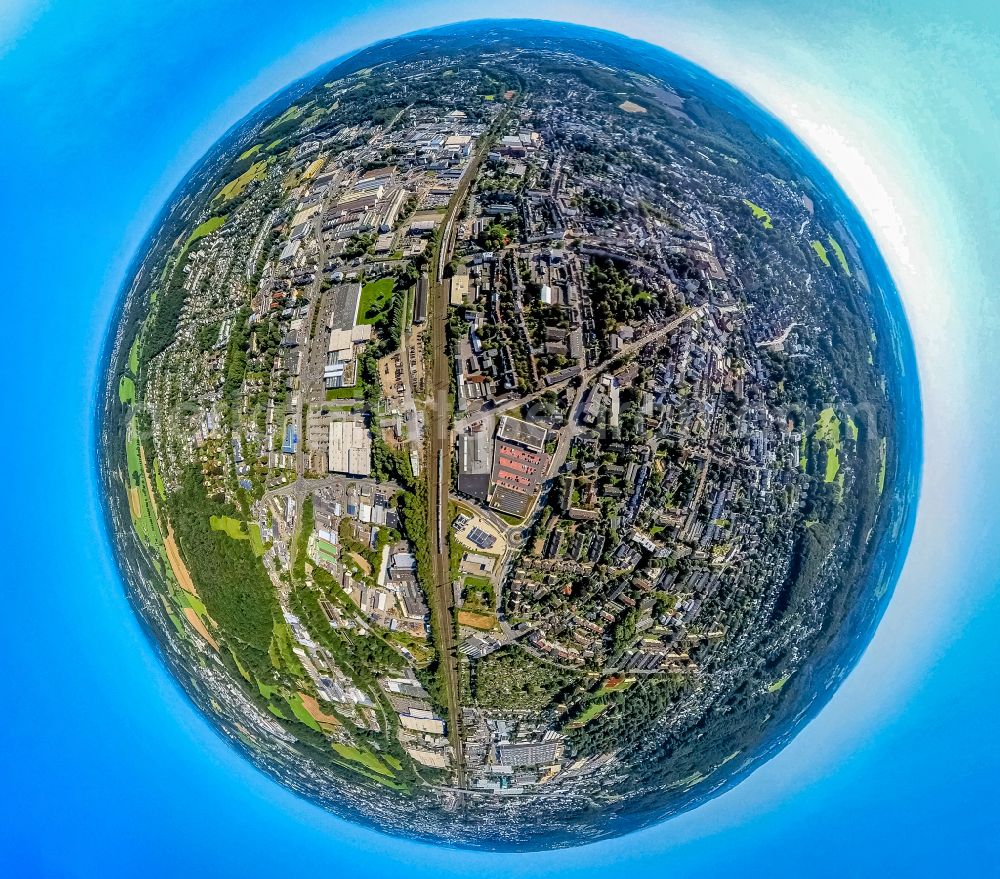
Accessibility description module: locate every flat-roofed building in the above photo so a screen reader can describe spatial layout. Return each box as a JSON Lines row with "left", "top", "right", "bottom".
{"left": 408, "top": 219, "right": 437, "bottom": 236}
{"left": 460, "top": 552, "right": 495, "bottom": 575}
{"left": 413, "top": 273, "right": 428, "bottom": 324}
{"left": 496, "top": 739, "right": 563, "bottom": 767}
{"left": 351, "top": 324, "right": 372, "bottom": 344}
{"left": 324, "top": 323, "right": 371, "bottom": 389}
{"left": 497, "top": 414, "right": 548, "bottom": 451}
{"left": 488, "top": 415, "right": 549, "bottom": 518}
{"left": 398, "top": 711, "right": 446, "bottom": 735}
{"left": 328, "top": 418, "right": 372, "bottom": 477}
{"left": 279, "top": 239, "right": 301, "bottom": 263}
{"left": 350, "top": 179, "right": 385, "bottom": 196}
{"left": 358, "top": 165, "right": 395, "bottom": 185}
{"left": 327, "top": 327, "right": 355, "bottom": 358}
{"left": 327, "top": 282, "right": 363, "bottom": 331}
{"left": 375, "top": 187, "right": 407, "bottom": 231}
{"left": 406, "top": 748, "right": 449, "bottom": 769}
{"left": 333, "top": 192, "right": 378, "bottom": 214}
{"left": 449, "top": 273, "right": 469, "bottom": 306}
{"left": 457, "top": 430, "right": 492, "bottom": 501}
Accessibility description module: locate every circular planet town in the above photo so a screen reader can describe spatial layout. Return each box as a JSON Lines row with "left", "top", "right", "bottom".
{"left": 99, "top": 20, "right": 918, "bottom": 850}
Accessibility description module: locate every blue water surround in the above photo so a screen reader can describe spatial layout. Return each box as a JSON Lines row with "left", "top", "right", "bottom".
{"left": 95, "top": 19, "right": 921, "bottom": 851}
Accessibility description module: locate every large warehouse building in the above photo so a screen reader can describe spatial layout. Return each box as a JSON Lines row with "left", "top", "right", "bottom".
{"left": 328, "top": 418, "right": 372, "bottom": 477}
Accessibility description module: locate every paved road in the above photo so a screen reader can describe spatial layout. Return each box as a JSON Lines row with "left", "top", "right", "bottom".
{"left": 454, "top": 304, "right": 706, "bottom": 438}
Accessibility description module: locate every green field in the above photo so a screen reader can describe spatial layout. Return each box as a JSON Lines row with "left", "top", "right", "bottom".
{"left": 462, "top": 573, "right": 496, "bottom": 615}
{"left": 463, "top": 574, "right": 494, "bottom": 593}
{"left": 332, "top": 742, "right": 396, "bottom": 777}
{"left": 315, "top": 537, "right": 338, "bottom": 563}
{"left": 209, "top": 510, "right": 264, "bottom": 557}
{"left": 128, "top": 337, "right": 139, "bottom": 374}
{"left": 269, "top": 621, "right": 305, "bottom": 678}
{"left": 811, "top": 239, "right": 831, "bottom": 267}
{"left": 743, "top": 199, "right": 773, "bottom": 229}
{"left": 846, "top": 414, "right": 859, "bottom": 442}
{"left": 358, "top": 277, "right": 395, "bottom": 325}
{"left": 248, "top": 522, "right": 266, "bottom": 557}
{"left": 287, "top": 693, "right": 322, "bottom": 732}
{"left": 125, "top": 419, "right": 160, "bottom": 549}
{"left": 593, "top": 677, "right": 634, "bottom": 698}
{"left": 118, "top": 375, "right": 135, "bottom": 404}
{"left": 210, "top": 514, "right": 249, "bottom": 541}
{"left": 178, "top": 589, "right": 208, "bottom": 619}
{"left": 185, "top": 215, "right": 227, "bottom": 248}
{"left": 403, "top": 283, "right": 414, "bottom": 329}
{"left": 125, "top": 418, "right": 142, "bottom": 508}
{"left": 326, "top": 387, "right": 361, "bottom": 401}
{"left": 153, "top": 458, "right": 166, "bottom": 500}
{"left": 257, "top": 680, "right": 278, "bottom": 700}
{"left": 215, "top": 160, "right": 267, "bottom": 202}
{"left": 565, "top": 701, "right": 608, "bottom": 729}
{"left": 229, "top": 651, "right": 251, "bottom": 682}
{"left": 878, "top": 437, "right": 887, "bottom": 494}
{"left": 827, "top": 235, "right": 851, "bottom": 275}
{"left": 814, "top": 406, "right": 842, "bottom": 483}
{"left": 238, "top": 144, "right": 261, "bottom": 161}
{"left": 767, "top": 672, "right": 792, "bottom": 693}
{"left": 815, "top": 407, "right": 841, "bottom": 444}
{"left": 263, "top": 103, "right": 303, "bottom": 133}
